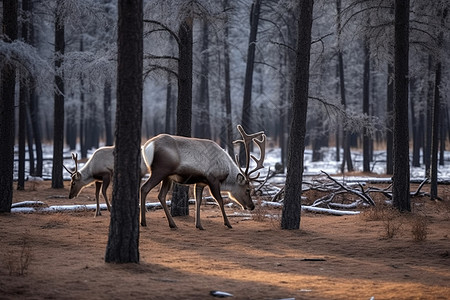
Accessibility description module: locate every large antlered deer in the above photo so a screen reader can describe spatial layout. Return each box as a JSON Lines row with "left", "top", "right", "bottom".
{"left": 140, "top": 125, "right": 266, "bottom": 229}
{"left": 63, "top": 146, "right": 147, "bottom": 217}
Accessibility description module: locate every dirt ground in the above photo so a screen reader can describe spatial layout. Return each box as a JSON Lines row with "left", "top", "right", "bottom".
{"left": 1, "top": 180, "right": 449, "bottom": 300}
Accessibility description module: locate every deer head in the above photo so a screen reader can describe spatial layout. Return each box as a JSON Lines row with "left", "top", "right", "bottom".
{"left": 228, "top": 125, "right": 266, "bottom": 209}
{"left": 63, "top": 153, "right": 83, "bottom": 199}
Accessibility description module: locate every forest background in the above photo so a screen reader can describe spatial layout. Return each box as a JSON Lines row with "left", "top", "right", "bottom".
{"left": 1, "top": 1, "right": 449, "bottom": 223}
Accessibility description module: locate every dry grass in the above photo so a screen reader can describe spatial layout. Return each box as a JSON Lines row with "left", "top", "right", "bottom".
{"left": 411, "top": 215, "right": 429, "bottom": 241}
{"left": 4, "top": 233, "right": 33, "bottom": 276}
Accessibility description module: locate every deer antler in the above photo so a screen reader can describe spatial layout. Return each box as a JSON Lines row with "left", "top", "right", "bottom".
{"left": 63, "top": 153, "right": 78, "bottom": 176}
{"left": 233, "top": 125, "right": 266, "bottom": 182}
{"left": 248, "top": 134, "right": 266, "bottom": 180}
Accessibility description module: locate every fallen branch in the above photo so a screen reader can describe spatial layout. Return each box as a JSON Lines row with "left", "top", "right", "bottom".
{"left": 321, "top": 170, "right": 375, "bottom": 206}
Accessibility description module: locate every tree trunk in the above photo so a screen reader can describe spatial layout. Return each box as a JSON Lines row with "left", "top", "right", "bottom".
{"left": 336, "top": 0, "right": 353, "bottom": 173}
{"left": 22, "top": 0, "right": 35, "bottom": 178}
{"left": 362, "top": 38, "right": 370, "bottom": 173}
{"left": 386, "top": 63, "right": 394, "bottom": 174}
{"left": 239, "top": 0, "right": 262, "bottom": 164}
{"left": 223, "top": 0, "right": 234, "bottom": 157}
{"left": 171, "top": 16, "right": 193, "bottom": 217}
{"left": 30, "top": 92, "right": 43, "bottom": 177}
{"left": 80, "top": 73, "right": 87, "bottom": 158}
{"left": 430, "top": 62, "right": 441, "bottom": 199}
{"left": 26, "top": 101, "right": 35, "bottom": 176}
{"left": 105, "top": 0, "right": 143, "bottom": 264}
{"left": 51, "top": 0, "right": 65, "bottom": 189}
{"left": 392, "top": 0, "right": 410, "bottom": 212}
{"left": 439, "top": 105, "right": 445, "bottom": 166}
{"left": 18, "top": 81, "right": 28, "bottom": 190}
{"left": 165, "top": 75, "right": 173, "bottom": 134}
{"left": 410, "top": 77, "right": 420, "bottom": 167}
{"left": 195, "top": 20, "right": 211, "bottom": 139}
{"left": 281, "top": 0, "right": 313, "bottom": 230}
{"left": 0, "top": 0, "right": 18, "bottom": 212}
{"left": 430, "top": 8, "right": 445, "bottom": 199}
{"left": 424, "top": 55, "right": 433, "bottom": 175}
{"left": 104, "top": 80, "right": 113, "bottom": 146}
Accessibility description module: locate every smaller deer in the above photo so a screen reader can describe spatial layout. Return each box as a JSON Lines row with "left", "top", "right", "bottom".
{"left": 63, "top": 146, "right": 147, "bottom": 217}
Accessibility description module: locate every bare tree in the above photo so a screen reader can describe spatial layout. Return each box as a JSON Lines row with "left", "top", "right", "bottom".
{"left": 51, "top": 0, "right": 65, "bottom": 189}
{"left": 194, "top": 19, "right": 211, "bottom": 139}
{"left": 171, "top": 15, "right": 193, "bottom": 217}
{"left": 430, "top": 7, "right": 447, "bottom": 200}
{"left": 392, "top": 0, "right": 410, "bottom": 212}
{"left": 239, "top": 0, "right": 262, "bottom": 164}
{"left": 336, "top": 0, "right": 353, "bottom": 173}
{"left": 0, "top": 0, "right": 18, "bottom": 212}
{"left": 222, "top": 0, "right": 234, "bottom": 157}
{"left": 281, "top": 0, "right": 314, "bottom": 230}
{"left": 105, "top": 0, "right": 143, "bottom": 263}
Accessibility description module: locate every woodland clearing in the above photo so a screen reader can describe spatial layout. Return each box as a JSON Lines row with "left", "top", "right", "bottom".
{"left": 1, "top": 180, "right": 449, "bottom": 300}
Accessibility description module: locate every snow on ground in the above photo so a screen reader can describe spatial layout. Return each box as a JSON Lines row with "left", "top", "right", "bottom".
{"left": 14, "top": 143, "right": 450, "bottom": 182}
{"left": 12, "top": 144, "right": 450, "bottom": 214}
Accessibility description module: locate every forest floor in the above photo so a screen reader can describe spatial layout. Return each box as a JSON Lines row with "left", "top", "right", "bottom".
{"left": 1, "top": 179, "right": 449, "bottom": 300}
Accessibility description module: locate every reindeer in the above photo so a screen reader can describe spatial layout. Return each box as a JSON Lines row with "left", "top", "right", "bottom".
{"left": 63, "top": 146, "right": 147, "bottom": 217}
{"left": 140, "top": 125, "right": 266, "bottom": 229}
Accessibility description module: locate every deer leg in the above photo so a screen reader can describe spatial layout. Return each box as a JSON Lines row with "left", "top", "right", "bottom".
{"left": 158, "top": 178, "right": 177, "bottom": 229}
{"left": 194, "top": 184, "right": 205, "bottom": 230}
{"left": 102, "top": 174, "right": 112, "bottom": 212}
{"left": 94, "top": 181, "right": 102, "bottom": 217}
{"left": 140, "top": 174, "right": 166, "bottom": 227}
{"left": 209, "top": 183, "right": 232, "bottom": 229}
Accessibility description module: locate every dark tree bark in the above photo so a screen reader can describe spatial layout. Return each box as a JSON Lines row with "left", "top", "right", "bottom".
{"left": 0, "top": 0, "right": 18, "bottom": 212}
{"left": 104, "top": 80, "right": 113, "bottom": 146}
{"left": 165, "top": 75, "right": 173, "bottom": 134}
{"left": 362, "top": 38, "right": 370, "bottom": 173}
{"left": 430, "top": 63, "right": 441, "bottom": 199}
{"left": 171, "top": 16, "right": 193, "bottom": 217}
{"left": 410, "top": 78, "right": 420, "bottom": 167}
{"left": 386, "top": 63, "right": 394, "bottom": 174}
{"left": 223, "top": 0, "right": 234, "bottom": 157}
{"left": 439, "top": 104, "right": 445, "bottom": 166}
{"left": 51, "top": 0, "right": 65, "bottom": 189}
{"left": 392, "top": 0, "right": 411, "bottom": 212}
{"left": 66, "top": 105, "right": 77, "bottom": 150}
{"left": 18, "top": 81, "right": 28, "bottom": 190}
{"left": 335, "top": 64, "right": 340, "bottom": 162}
{"left": 25, "top": 102, "right": 35, "bottom": 176}
{"left": 80, "top": 72, "right": 87, "bottom": 158}
{"left": 239, "top": 0, "right": 262, "bottom": 163}
{"left": 77, "top": 37, "right": 86, "bottom": 158}
{"left": 430, "top": 8, "right": 446, "bottom": 199}
{"left": 194, "top": 19, "right": 211, "bottom": 139}
{"left": 22, "top": 0, "right": 35, "bottom": 177}
{"left": 424, "top": 55, "right": 433, "bottom": 174}
{"left": 105, "top": 0, "right": 143, "bottom": 264}
{"left": 336, "top": 0, "right": 353, "bottom": 173}
{"left": 30, "top": 92, "right": 43, "bottom": 177}
{"left": 281, "top": 0, "right": 313, "bottom": 230}
{"left": 278, "top": 52, "right": 287, "bottom": 169}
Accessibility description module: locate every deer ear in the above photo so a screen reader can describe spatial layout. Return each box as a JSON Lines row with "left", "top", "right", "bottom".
{"left": 236, "top": 173, "right": 246, "bottom": 185}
